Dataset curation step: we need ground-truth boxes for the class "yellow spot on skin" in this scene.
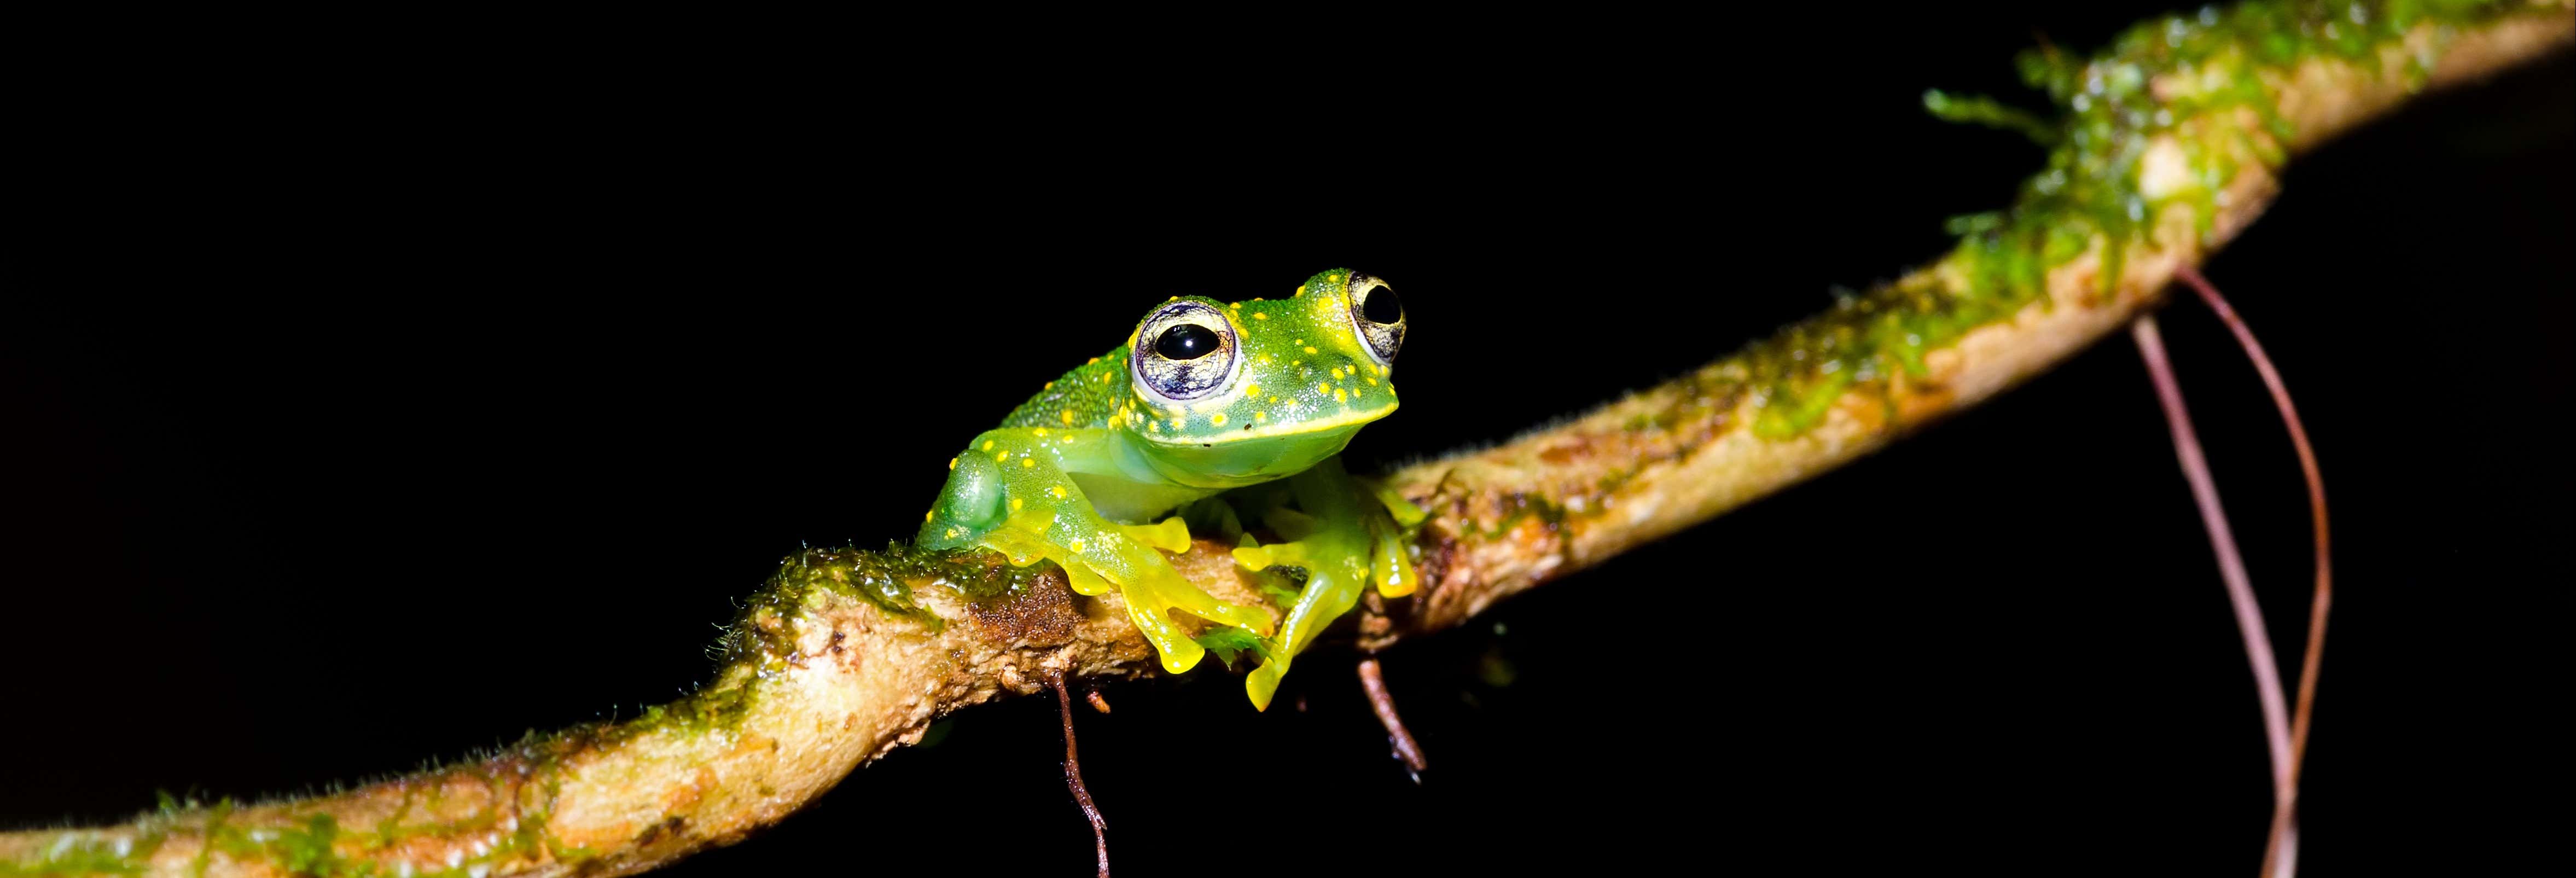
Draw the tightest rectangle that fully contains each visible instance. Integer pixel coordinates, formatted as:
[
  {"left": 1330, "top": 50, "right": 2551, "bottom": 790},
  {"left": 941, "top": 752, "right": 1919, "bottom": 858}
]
[
  {"left": 1086, "top": 357, "right": 1101, "bottom": 365},
  {"left": 1010, "top": 497, "right": 1025, "bottom": 511},
  {"left": 982, "top": 440, "right": 995, "bottom": 451},
  {"left": 1098, "top": 371, "right": 1111, "bottom": 383},
  {"left": 1149, "top": 420, "right": 1161, "bottom": 433},
  {"left": 1364, "top": 376, "right": 1377, "bottom": 386},
  {"left": 1295, "top": 285, "right": 1307, "bottom": 295},
  {"left": 1050, "top": 485, "right": 1068, "bottom": 499},
  {"left": 1229, "top": 301, "right": 1241, "bottom": 309},
  {"left": 1044, "top": 381, "right": 1054, "bottom": 391},
  {"left": 994, "top": 450, "right": 1009, "bottom": 462},
  {"left": 1020, "top": 457, "right": 1036, "bottom": 468},
  {"left": 1316, "top": 381, "right": 1332, "bottom": 395},
  {"left": 1069, "top": 539, "right": 1086, "bottom": 553},
  {"left": 1243, "top": 382, "right": 1260, "bottom": 398},
  {"left": 1329, "top": 367, "right": 1344, "bottom": 380},
  {"left": 1254, "top": 411, "right": 1269, "bottom": 422},
  {"left": 1336, "top": 389, "right": 1348, "bottom": 403},
  {"left": 944, "top": 528, "right": 958, "bottom": 539},
  {"left": 1303, "top": 346, "right": 1319, "bottom": 355},
  {"left": 946, "top": 457, "right": 957, "bottom": 470},
  {"left": 1061, "top": 410, "right": 1077, "bottom": 426},
  {"left": 926, "top": 510, "right": 933, "bottom": 522},
  {"left": 1270, "top": 394, "right": 1281, "bottom": 403},
  {"left": 1369, "top": 362, "right": 1382, "bottom": 376},
  {"left": 1211, "top": 413, "right": 1227, "bottom": 427},
  {"left": 1290, "top": 360, "right": 1301, "bottom": 368},
  {"left": 1253, "top": 312, "right": 1269, "bottom": 320},
  {"left": 1034, "top": 427, "right": 1049, "bottom": 437},
  {"left": 1168, "top": 295, "right": 1178, "bottom": 301}
]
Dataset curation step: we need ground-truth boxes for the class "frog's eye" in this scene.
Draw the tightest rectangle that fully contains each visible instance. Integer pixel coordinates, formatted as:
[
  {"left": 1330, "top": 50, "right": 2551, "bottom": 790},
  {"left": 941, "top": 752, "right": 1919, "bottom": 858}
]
[
  {"left": 1155, "top": 323, "right": 1220, "bottom": 360},
  {"left": 1345, "top": 274, "right": 1405, "bottom": 366},
  {"left": 1131, "top": 300, "right": 1241, "bottom": 405}
]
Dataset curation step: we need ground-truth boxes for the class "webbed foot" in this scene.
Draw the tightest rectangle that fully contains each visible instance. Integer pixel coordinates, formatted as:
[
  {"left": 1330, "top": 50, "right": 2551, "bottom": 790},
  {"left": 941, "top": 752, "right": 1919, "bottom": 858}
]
[
  {"left": 979, "top": 511, "right": 1272, "bottom": 673},
  {"left": 922, "top": 428, "right": 1271, "bottom": 673}
]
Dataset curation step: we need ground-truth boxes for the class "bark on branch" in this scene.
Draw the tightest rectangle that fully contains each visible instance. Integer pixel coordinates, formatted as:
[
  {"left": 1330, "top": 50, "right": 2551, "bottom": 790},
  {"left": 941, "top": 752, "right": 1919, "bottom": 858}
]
[{"left": 7, "top": 5, "right": 2569, "bottom": 876}]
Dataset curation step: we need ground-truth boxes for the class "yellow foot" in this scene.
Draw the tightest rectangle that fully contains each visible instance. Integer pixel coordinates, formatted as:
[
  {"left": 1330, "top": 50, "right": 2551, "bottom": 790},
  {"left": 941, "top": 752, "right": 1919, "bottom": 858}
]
[{"left": 979, "top": 512, "right": 1270, "bottom": 674}]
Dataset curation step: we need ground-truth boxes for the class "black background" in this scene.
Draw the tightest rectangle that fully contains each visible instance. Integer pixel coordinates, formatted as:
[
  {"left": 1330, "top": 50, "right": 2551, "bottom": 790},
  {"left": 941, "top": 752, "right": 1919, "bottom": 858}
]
[{"left": 5, "top": 6, "right": 2568, "bottom": 875}]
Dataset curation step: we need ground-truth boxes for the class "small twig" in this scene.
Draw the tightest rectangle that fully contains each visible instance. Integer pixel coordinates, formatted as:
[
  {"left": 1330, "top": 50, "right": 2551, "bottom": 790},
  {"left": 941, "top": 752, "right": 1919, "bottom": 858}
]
[
  {"left": 2130, "top": 316, "right": 2297, "bottom": 877},
  {"left": 1045, "top": 669, "right": 1110, "bottom": 878},
  {"left": 2176, "top": 265, "right": 2331, "bottom": 878},
  {"left": 1085, "top": 690, "right": 1113, "bottom": 714},
  {"left": 1356, "top": 657, "right": 1428, "bottom": 782}
]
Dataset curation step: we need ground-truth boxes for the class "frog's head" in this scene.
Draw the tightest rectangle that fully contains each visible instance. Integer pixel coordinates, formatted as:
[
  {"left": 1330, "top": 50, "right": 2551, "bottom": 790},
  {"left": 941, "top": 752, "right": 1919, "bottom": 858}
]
[{"left": 1119, "top": 269, "right": 1404, "bottom": 487}]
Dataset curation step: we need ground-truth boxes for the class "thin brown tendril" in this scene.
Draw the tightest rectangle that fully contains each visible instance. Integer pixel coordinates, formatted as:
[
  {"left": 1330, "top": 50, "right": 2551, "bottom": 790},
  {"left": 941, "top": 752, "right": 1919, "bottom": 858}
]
[
  {"left": 1357, "top": 656, "right": 1428, "bottom": 783},
  {"left": 1045, "top": 669, "right": 1110, "bottom": 878},
  {"left": 2175, "top": 265, "right": 2332, "bottom": 878},
  {"left": 2131, "top": 315, "right": 2297, "bottom": 878}
]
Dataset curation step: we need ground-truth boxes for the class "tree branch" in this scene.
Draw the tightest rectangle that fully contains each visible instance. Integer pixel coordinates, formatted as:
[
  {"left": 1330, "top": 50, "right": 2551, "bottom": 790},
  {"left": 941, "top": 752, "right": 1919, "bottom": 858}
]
[{"left": 7, "top": 5, "right": 2568, "bottom": 876}]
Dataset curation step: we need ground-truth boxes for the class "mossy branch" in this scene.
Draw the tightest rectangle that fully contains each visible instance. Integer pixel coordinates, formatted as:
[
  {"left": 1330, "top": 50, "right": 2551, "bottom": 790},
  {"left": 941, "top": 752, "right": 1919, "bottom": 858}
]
[{"left": 7, "top": 4, "right": 2569, "bottom": 876}]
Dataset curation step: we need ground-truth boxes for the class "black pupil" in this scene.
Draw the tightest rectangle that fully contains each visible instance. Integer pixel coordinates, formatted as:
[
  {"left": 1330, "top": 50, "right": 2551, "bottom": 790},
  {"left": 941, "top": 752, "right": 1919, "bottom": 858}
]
[
  {"left": 1156, "top": 323, "right": 1219, "bottom": 360},
  {"left": 1361, "top": 286, "right": 1403, "bottom": 324}
]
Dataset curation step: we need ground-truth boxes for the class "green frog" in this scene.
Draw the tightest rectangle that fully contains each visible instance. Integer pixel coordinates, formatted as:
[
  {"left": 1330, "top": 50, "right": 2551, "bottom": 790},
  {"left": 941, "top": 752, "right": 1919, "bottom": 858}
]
[{"left": 917, "top": 269, "right": 1421, "bottom": 708}]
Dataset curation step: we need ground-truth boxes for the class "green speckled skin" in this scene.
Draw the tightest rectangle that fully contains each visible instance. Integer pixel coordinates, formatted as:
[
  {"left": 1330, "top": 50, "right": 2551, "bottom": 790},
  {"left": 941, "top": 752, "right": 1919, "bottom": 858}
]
[{"left": 918, "top": 270, "right": 1416, "bottom": 701}]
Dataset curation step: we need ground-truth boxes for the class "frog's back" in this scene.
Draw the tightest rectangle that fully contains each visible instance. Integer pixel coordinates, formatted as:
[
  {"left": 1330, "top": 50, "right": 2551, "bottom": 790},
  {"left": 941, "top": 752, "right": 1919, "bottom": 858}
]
[{"left": 999, "top": 345, "right": 1135, "bottom": 431}]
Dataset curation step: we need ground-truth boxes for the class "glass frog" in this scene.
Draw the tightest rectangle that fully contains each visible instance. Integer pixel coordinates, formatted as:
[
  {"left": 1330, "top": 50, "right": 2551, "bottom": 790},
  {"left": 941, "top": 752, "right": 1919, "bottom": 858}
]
[{"left": 917, "top": 269, "right": 1422, "bottom": 708}]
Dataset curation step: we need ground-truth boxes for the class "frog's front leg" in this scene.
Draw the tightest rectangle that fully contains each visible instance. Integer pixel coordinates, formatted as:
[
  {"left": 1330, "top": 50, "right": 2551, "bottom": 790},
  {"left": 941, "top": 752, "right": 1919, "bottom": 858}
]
[
  {"left": 1229, "top": 457, "right": 1418, "bottom": 710},
  {"left": 918, "top": 427, "right": 1272, "bottom": 673}
]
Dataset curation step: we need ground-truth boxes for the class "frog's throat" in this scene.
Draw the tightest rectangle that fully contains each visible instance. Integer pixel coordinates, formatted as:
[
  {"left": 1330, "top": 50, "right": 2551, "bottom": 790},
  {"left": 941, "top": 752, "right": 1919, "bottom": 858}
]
[
  {"left": 1138, "top": 399, "right": 1395, "bottom": 447},
  {"left": 1130, "top": 422, "right": 1367, "bottom": 490}
]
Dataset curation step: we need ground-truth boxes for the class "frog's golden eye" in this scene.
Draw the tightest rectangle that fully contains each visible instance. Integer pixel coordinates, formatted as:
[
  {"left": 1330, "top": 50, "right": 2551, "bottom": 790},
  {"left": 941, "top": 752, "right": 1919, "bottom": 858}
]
[
  {"left": 1131, "top": 300, "right": 1241, "bottom": 405},
  {"left": 1346, "top": 274, "right": 1404, "bottom": 366}
]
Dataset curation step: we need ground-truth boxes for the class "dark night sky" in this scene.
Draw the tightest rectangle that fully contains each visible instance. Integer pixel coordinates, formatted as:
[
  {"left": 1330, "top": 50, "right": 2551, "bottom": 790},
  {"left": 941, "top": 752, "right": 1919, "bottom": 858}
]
[{"left": 5, "top": 7, "right": 2568, "bottom": 875}]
